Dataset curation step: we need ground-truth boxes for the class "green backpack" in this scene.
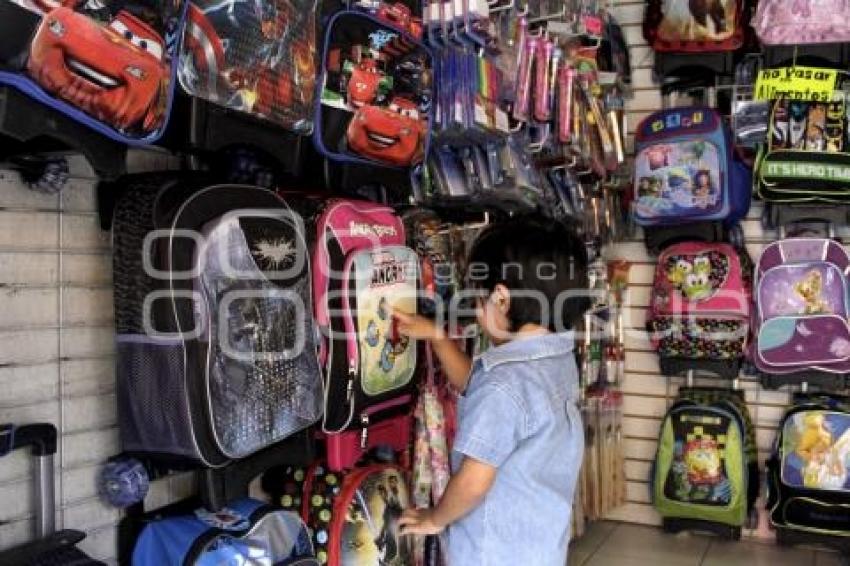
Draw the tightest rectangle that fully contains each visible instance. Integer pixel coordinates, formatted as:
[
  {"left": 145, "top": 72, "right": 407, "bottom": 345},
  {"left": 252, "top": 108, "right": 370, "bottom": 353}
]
[{"left": 653, "top": 397, "right": 749, "bottom": 535}]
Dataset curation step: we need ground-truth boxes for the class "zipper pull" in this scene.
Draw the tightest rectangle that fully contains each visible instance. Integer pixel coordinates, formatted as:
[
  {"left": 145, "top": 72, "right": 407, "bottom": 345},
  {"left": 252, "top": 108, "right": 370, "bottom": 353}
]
[{"left": 360, "top": 414, "right": 370, "bottom": 450}]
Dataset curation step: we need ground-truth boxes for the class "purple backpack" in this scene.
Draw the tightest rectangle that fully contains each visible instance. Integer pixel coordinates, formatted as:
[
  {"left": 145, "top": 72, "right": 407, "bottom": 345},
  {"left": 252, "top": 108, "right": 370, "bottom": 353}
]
[
  {"left": 753, "top": 0, "right": 850, "bottom": 45},
  {"left": 754, "top": 238, "right": 850, "bottom": 375}
]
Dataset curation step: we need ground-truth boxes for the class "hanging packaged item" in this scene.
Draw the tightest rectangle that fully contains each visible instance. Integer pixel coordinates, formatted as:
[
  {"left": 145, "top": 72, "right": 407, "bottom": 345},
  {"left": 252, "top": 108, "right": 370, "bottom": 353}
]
[
  {"left": 646, "top": 242, "right": 751, "bottom": 379},
  {"left": 1, "top": 0, "right": 185, "bottom": 143},
  {"left": 652, "top": 394, "right": 752, "bottom": 538},
  {"left": 315, "top": 11, "right": 432, "bottom": 168},
  {"left": 633, "top": 107, "right": 751, "bottom": 231},
  {"left": 267, "top": 462, "right": 413, "bottom": 566},
  {"left": 766, "top": 395, "right": 850, "bottom": 547},
  {"left": 755, "top": 98, "right": 850, "bottom": 204},
  {"left": 178, "top": 0, "right": 317, "bottom": 133},
  {"left": 313, "top": 199, "right": 419, "bottom": 439},
  {"left": 643, "top": 0, "right": 748, "bottom": 53},
  {"left": 753, "top": 0, "right": 850, "bottom": 46},
  {"left": 113, "top": 175, "right": 323, "bottom": 467},
  {"left": 132, "top": 498, "right": 319, "bottom": 565},
  {"left": 753, "top": 238, "right": 850, "bottom": 377}
]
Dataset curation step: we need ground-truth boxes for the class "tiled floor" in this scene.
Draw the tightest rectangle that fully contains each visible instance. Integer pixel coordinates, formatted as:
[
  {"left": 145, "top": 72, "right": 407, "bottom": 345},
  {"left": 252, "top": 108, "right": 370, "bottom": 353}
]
[{"left": 568, "top": 522, "right": 848, "bottom": 566}]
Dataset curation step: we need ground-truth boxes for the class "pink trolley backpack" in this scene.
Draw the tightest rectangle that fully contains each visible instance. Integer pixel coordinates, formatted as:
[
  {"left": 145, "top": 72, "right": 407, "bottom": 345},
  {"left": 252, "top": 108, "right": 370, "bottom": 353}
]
[
  {"left": 313, "top": 199, "right": 419, "bottom": 470},
  {"left": 754, "top": 238, "right": 850, "bottom": 389},
  {"left": 647, "top": 242, "right": 751, "bottom": 379},
  {"left": 753, "top": 0, "right": 850, "bottom": 47}
]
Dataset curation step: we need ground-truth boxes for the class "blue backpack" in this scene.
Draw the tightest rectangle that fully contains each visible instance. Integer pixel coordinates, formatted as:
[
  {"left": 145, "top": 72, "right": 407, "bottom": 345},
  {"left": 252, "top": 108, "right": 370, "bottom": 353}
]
[
  {"left": 132, "top": 498, "right": 319, "bottom": 566},
  {"left": 632, "top": 107, "right": 751, "bottom": 228}
]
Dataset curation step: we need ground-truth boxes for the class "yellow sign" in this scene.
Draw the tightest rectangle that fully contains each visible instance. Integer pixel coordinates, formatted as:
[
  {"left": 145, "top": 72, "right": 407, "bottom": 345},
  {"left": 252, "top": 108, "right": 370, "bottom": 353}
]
[{"left": 754, "top": 66, "right": 839, "bottom": 101}]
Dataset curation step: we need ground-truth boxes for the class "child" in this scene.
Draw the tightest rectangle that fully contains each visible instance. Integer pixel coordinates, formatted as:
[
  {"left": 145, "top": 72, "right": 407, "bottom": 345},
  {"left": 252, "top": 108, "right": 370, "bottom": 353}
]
[{"left": 396, "top": 219, "right": 589, "bottom": 566}]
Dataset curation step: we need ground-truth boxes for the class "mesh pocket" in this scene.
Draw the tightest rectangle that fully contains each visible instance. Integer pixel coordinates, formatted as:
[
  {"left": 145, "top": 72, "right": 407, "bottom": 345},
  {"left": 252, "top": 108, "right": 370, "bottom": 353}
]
[{"left": 117, "top": 336, "right": 198, "bottom": 460}]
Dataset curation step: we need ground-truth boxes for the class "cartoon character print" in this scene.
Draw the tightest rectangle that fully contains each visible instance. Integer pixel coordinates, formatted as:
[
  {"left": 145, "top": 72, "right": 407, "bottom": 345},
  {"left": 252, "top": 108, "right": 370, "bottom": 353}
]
[
  {"left": 805, "top": 103, "right": 826, "bottom": 151},
  {"left": 341, "top": 469, "right": 412, "bottom": 566},
  {"left": 657, "top": 0, "right": 736, "bottom": 42},
  {"left": 367, "top": 297, "right": 411, "bottom": 373},
  {"left": 784, "top": 411, "right": 850, "bottom": 490},
  {"left": 665, "top": 251, "right": 729, "bottom": 302},
  {"left": 635, "top": 140, "right": 720, "bottom": 218},
  {"left": 344, "top": 58, "right": 393, "bottom": 108},
  {"left": 666, "top": 422, "right": 732, "bottom": 505},
  {"left": 794, "top": 269, "right": 831, "bottom": 315},
  {"left": 346, "top": 96, "right": 425, "bottom": 166},
  {"left": 27, "top": 7, "right": 170, "bottom": 133}
]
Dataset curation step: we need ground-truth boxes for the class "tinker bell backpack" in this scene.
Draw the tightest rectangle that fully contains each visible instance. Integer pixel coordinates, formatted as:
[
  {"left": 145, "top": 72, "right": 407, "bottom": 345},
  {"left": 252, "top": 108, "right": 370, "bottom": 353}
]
[
  {"left": 632, "top": 107, "right": 751, "bottom": 251},
  {"left": 766, "top": 395, "right": 850, "bottom": 543},
  {"left": 646, "top": 242, "right": 751, "bottom": 379}
]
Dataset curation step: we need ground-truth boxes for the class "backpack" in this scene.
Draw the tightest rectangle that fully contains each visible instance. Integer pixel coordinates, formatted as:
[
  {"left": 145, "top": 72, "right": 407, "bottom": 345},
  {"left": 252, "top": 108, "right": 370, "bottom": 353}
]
[
  {"left": 643, "top": 0, "right": 747, "bottom": 53},
  {"left": 753, "top": 0, "right": 850, "bottom": 46},
  {"left": 755, "top": 98, "right": 850, "bottom": 204},
  {"left": 113, "top": 177, "right": 323, "bottom": 467},
  {"left": 132, "top": 498, "right": 318, "bottom": 565},
  {"left": 646, "top": 242, "right": 751, "bottom": 378},
  {"left": 1, "top": 1, "right": 184, "bottom": 143},
  {"left": 178, "top": 0, "right": 317, "bottom": 133},
  {"left": 652, "top": 397, "right": 750, "bottom": 536},
  {"left": 753, "top": 238, "right": 850, "bottom": 376},
  {"left": 313, "top": 199, "right": 420, "bottom": 436},
  {"left": 267, "top": 462, "right": 414, "bottom": 566},
  {"left": 766, "top": 397, "right": 850, "bottom": 542},
  {"left": 633, "top": 107, "right": 751, "bottom": 230}
]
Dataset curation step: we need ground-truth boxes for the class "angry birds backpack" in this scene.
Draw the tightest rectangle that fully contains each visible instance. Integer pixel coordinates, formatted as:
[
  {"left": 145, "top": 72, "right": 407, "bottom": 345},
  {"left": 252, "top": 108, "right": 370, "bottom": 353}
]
[{"left": 646, "top": 242, "right": 751, "bottom": 379}]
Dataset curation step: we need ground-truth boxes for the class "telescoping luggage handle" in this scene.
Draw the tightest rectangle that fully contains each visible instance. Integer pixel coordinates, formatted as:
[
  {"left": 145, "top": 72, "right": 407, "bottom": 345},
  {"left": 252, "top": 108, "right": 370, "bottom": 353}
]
[{"left": 0, "top": 423, "right": 58, "bottom": 539}]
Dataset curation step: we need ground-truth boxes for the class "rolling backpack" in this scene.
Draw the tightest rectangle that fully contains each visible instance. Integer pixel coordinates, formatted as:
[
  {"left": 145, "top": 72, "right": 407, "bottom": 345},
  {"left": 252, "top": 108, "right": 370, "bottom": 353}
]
[
  {"left": 633, "top": 107, "right": 751, "bottom": 251},
  {"left": 643, "top": 0, "right": 748, "bottom": 53},
  {"left": 0, "top": 0, "right": 184, "bottom": 143},
  {"left": 113, "top": 176, "right": 323, "bottom": 467},
  {"left": 266, "top": 462, "right": 414, "bottom": 566},
  {"left": 753, "top": 0, "right": 850, "bottom": 46},
  {"left": 646, "top": 242, "right": 751, "bottom": 379},
  {"left": 755, "top": 98, "right": 850, "bottom": 205},
  {"left": 132, "top": 498, "right": 319, "bottom": 565},
  {"left": 652, "top": 395, "right": 751, "bottom": 537},
  {"left": 312, "top": 199, "right": 420, "bottom": 468},
  {"left": 753, "top": 238, "right": 850, "bottom": 378},
  {"left": 766, "top": 395, "right": 850, "bottom": 549}
]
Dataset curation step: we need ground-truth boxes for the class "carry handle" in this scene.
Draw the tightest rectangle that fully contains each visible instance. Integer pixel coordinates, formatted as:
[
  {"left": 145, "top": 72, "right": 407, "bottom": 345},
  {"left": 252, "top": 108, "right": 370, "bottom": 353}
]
[
  {"left": 0, "top": 423, "right": 58, "bottom": 457},
  {"left": 0, "top": 423, "right": 58, "bottom": 539}
]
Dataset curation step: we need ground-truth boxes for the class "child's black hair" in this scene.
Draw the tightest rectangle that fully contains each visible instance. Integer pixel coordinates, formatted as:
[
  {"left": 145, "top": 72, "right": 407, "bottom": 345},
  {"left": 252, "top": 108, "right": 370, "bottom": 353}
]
[{"left": 467, "top": 219, "right": 590, "bottom": 332}]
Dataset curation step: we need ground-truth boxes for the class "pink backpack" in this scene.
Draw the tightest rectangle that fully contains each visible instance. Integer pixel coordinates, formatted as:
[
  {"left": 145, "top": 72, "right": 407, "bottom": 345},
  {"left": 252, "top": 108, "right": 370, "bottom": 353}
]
[
  {"left": 313, "top": 199, "right": 420, "bottom": 462},
  {"left": 753, "top": 0, "right": 850, "bottom": 45},
  {"left": 646, "top": 242, "right": 751, "bottom": 378}
]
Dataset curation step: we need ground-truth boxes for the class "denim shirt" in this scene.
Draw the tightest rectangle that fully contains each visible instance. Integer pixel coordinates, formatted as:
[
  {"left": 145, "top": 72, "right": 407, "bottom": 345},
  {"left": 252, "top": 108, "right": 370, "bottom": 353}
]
[{"left": 447, "top": 332, "right": 584, "bottom": 566}]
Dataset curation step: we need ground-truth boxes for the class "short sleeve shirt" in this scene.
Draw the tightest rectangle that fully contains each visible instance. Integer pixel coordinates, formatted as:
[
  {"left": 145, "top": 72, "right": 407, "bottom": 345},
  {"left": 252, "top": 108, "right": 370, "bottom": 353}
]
[{"left": 447, "top": 332, "right": 584, "bottom": 566}]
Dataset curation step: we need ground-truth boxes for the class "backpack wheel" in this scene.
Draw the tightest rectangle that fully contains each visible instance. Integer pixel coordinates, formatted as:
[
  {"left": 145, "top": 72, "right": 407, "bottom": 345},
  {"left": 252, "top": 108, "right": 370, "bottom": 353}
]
[
  {"left": 727, "top": 224, "right": 744, "bottom": 249},
  {"left": 730, "top": 526, "right": 742, "bottom": 541},
  {"left": 761, "top": 203, "right": 778, "bottom": 231},
  {"left": 97, "top": 456, "right": 149, "bottom": 509}
]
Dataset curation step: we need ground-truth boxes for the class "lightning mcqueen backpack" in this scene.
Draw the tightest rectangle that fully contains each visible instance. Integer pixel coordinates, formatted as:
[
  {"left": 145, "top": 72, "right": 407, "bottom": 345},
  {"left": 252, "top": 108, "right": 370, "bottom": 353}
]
[
  {"left": 313, "top": 200, "right": 419, "bottom": 440},
  {"left": 646, "top": 242, "right": 751, "bottom": 378}
]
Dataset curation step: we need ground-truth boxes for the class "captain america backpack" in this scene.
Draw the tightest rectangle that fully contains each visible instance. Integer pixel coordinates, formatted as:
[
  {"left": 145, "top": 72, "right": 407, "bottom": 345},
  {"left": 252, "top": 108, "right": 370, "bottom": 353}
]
[{"left": 0, "top": 0, "right": 185, "bottom": 143}]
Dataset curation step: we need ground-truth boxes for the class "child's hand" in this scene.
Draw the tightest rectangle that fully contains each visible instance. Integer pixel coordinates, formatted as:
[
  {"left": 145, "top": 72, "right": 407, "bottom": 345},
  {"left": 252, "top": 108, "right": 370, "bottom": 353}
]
[
  {"left": 398, "top": 507, "right": 444, "bottom": 535},
  {"left": 392, "top": 309, "right": 444, "bottom": 342}
]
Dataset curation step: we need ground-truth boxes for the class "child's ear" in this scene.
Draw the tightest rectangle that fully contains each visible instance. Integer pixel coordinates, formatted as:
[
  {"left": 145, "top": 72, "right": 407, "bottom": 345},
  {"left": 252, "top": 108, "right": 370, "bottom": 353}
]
[{"left": 493, "top": 283, "right": 511, "bottom": 313}]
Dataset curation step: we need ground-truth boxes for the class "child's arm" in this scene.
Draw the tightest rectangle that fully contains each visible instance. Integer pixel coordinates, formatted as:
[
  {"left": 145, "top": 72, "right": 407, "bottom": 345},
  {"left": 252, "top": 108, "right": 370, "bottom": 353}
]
[
  {"left": 393, "top": 310, "right": 472, "bottom": 391},
  {"left": 398, "top": 457, "right": 497, "bottom": 535}
]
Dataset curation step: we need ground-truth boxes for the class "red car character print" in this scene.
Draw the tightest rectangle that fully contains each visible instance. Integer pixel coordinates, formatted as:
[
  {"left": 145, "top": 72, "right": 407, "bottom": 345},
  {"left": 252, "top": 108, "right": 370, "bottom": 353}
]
[
  {"left": 346, "top": 97, "right": 424, "bottom": 166},
  {"left": 377, "top": 2, "right": 423, "bottom": 39},
  {"left": 27, "top": 7, "right": 170, "bottom": 133},
  {"left": 344, "top": 58, "right": 392, "bottom": 108}
]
